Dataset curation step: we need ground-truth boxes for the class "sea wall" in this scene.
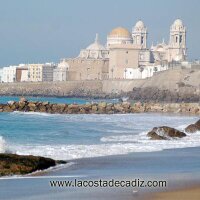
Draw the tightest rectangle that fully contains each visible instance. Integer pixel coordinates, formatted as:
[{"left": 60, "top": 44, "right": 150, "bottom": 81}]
[
  {"left": 1, "top": 99, "right": 200, "bottom": 115},
  {"left": 0, "top": 68, "right": 199, "bottom": 102},
  {"left": 0, "top": 81, "right": 104, "bottom": 97}
]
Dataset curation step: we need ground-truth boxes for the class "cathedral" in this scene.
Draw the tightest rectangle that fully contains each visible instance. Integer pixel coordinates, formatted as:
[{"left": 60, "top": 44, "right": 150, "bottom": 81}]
[{"left": 54, "top": 19, "right": 187, "bottom": 81}]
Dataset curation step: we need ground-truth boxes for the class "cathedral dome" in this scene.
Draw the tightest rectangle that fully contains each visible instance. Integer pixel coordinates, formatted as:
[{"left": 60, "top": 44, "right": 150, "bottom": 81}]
[
  {"left": 173, "top": 19, "right": 183, "bottom": 26},
  {"left": 135, "top": 20, "right": 145, "bottom": 28},
  {"left": 86, "top": 43, "right": 106, "bottom": 51},
  {"left": 171, "top": 19, "right": 185, "bottom": 30},
  {"left": 109, "top": 27, "right": 132, "bottom": 38},
  {"left": 86, "top": 34, "right": 106, "bottom": 51}
]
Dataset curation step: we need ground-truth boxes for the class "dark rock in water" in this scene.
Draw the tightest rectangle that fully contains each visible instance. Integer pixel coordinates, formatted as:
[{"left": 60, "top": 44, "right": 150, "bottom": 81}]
[
  {"left": 196, "top": 119, "right": 200, "bottom": 127},
  {"left": 147, "top": 131, "right": 167, "bottom": 140},
  {"left": 147, "top": 126, "right": 186, "bottom": 140},
  {"left": 0, "top": 154, "right": 66, "bottom": 176},
  {"left": 185, "top": 119, "right": 200, "bottom": 133}
]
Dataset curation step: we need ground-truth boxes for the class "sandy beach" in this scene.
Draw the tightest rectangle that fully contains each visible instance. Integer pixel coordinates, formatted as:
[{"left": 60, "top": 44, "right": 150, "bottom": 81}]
[{"left": 147, "top": 186, "right": 200, "bottom": 200}]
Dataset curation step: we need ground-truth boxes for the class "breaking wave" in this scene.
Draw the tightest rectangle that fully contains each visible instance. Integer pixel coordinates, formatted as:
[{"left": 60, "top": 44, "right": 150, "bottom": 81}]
[
  {"left": 8, "top": 130, "right": 200, "bottom": 160},
  {"left": 0, "top": 136, "right": 6, "bottom": 153}
]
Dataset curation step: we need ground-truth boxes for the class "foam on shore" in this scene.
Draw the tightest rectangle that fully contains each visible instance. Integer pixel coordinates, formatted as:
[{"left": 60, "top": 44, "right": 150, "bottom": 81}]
[{"left": 8, "top": 130, "right": 200, "bottom": 160}]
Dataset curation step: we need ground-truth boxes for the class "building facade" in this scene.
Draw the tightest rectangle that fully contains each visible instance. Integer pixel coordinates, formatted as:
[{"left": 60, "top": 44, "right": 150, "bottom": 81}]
[
  {"left": 28, "top": 63, "right": 56, "bottom": 82},
  {"left": 56, "top": 35, "right": 109, "bottom": 81},
  {"left": 28, "top": 64, "right": 43, "bottom": 82},
  {"left": 1, "top": 66, "right": 17, "bottom": 83},
  {"left": 151, "top": 19, "right": 186, "bottom": 63},
  {"left": 42, "top": 63, "right": 56, "bottom": 82},
  {"left": 16, "top": 68, "right": 28, "bottom": 82},
  {"left": 53, "top": 61, "right": 69, "bottom": 81}
]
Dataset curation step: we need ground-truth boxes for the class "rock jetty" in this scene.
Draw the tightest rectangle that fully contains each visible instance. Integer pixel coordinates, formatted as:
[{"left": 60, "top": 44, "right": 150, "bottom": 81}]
[
  {"left": 0, "top": 153, "right": 66, "bottom": 176},
  {"left": 0, "top": 98, "right": 199, "bottom": 115}
]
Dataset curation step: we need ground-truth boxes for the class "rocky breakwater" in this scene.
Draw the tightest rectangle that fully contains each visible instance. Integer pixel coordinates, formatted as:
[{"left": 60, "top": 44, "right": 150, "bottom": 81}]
[
  {"left": 0, "top": 98, "right": 199, "bottom": 114},
  {"left": 0, "top": 154, "right": 66, "bottom": 176}
]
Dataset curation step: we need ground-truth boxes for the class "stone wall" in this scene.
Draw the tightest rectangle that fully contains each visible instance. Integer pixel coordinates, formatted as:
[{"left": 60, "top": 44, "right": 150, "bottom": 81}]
[
  {"left": 0, "top": 68, "right": 199, "bottom": 102},
  {"left": 0, "top": 81, "right": 104, "bottom": 97}
]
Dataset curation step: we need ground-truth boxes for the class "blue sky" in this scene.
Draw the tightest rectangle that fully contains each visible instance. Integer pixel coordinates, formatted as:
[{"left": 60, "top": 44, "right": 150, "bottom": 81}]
[{"left": 0, "top": 0, "right": 199, "bottom": 66}]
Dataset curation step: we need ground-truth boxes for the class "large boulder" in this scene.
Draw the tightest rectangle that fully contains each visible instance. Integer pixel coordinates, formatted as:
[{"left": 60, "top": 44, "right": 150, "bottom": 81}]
[
  {"left": 185, "top": 119, "right": 200, "bottom": 133},
  {"left": 147, "top": 126, "right": 186, "bottom": 140},
  {"left": 19, "top": 97, "right": 27, "bottom": 103},
  {"left": 0, "top": 153, "right": 66, "bottom": 176},
  {"left": 28, "top": 102, "right": 37, "bottom": 111},
  {"left": 67, "top": 104, "right": 80, "bottom": 113}
]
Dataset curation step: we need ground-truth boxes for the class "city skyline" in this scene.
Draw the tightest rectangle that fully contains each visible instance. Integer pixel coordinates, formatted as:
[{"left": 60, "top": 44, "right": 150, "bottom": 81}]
[{"left": 0, "top": 0, "right": 199, "bottom": 66}]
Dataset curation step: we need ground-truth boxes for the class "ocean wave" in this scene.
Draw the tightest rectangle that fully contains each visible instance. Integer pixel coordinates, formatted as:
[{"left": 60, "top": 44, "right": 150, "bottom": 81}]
[
  {"left": 101, "top": 132, "right": 147, "bottom": 142},
  {"left": 8, "top": 131, "right": 200, "bottom": 160},
  {"left": 12, "top": 111, "right": 55, "bottom": 117},
  {"left": 0, "top": 136, "right": 6, "bottom": 153},
  {"left": 11, "top": 143, "right": 160, "bottom": 160}
]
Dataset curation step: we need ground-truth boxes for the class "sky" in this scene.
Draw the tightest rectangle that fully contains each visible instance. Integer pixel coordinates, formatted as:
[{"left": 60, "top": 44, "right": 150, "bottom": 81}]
[{"left": 0, "top": 0, "right": 199, "bottom": 67}]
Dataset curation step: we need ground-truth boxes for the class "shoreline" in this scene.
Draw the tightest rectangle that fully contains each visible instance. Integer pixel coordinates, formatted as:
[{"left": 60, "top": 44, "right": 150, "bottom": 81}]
[{"left": 1, "top": 147, "right": 200, "bottom": 199}]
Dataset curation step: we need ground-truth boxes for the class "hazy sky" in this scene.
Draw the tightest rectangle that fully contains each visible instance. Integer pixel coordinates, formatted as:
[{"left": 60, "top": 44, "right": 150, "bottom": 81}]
[{"left": 0, "top": 0, "right": 199, "bottom": 66}]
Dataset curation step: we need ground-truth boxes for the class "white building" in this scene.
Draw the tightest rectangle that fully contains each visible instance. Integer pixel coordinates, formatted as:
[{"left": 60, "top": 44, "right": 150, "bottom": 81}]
[
  {"left": 124, "top": 63, "right": 168, "bottom": 79},
  {"left": 1, "top": 66, "right": 17, "bottom": 83},
  {"left": 0, "top": 68, "right": 3, "bottom": 82},
  {"left": 53, "top": 61, "right": 69, "bottom": 81}
]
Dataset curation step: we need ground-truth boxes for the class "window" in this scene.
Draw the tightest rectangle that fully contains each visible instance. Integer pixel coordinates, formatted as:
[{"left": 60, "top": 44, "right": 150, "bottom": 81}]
[
  {"left": 180, "top": 35, "right": 182, "bottom": 43},
  {"left": 176, "top": 36, "right": 178, "bottom": 43},
  {"left": 141, "top": 36, "right": 144, "bottom": 44}
]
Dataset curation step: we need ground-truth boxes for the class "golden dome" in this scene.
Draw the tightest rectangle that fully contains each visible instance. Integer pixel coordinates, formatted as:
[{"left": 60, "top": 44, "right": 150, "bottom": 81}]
[{"left": 108, "top": 27, "right": 131, "bottom": 38}]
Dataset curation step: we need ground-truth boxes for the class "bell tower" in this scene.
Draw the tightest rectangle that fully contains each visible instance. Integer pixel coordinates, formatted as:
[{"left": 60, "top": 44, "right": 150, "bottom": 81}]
[
  {"left": 169, "top": 19, "right": 186, "bottom": 61},
  {"left": 170, "top": 19, "right": 186, "bottom": 49},
  {"left": 132, "top": 20, "right": 147, "bottom": 49}
]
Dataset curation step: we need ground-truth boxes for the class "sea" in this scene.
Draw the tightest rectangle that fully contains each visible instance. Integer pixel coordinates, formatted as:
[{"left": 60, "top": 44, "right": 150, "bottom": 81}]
[{"left": 0, "top": 96, "right": 200, "bottom": 200}]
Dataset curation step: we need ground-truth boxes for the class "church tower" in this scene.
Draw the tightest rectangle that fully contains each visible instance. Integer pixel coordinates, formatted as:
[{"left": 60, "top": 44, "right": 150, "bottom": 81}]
[
  {"left": 132, "top": 20, "right": 147, "bottom": 49},
  {"left": 169, "top": 19, "right": 186, "bottom": 61}
]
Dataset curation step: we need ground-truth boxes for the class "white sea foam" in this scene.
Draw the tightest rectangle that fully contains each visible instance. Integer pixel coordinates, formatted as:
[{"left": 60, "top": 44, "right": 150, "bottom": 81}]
[
  {"left": 0, "top": 136, "right": 6, "bottom": 153},
  {"left": 13, "top": 111, "right": 54, "bottom": 117},
  {"left": 8, "top": 131, "right": 200, "bottom": 160},
  {"left": 12, "top": 143, "right": 159, "bottom": 160}
]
